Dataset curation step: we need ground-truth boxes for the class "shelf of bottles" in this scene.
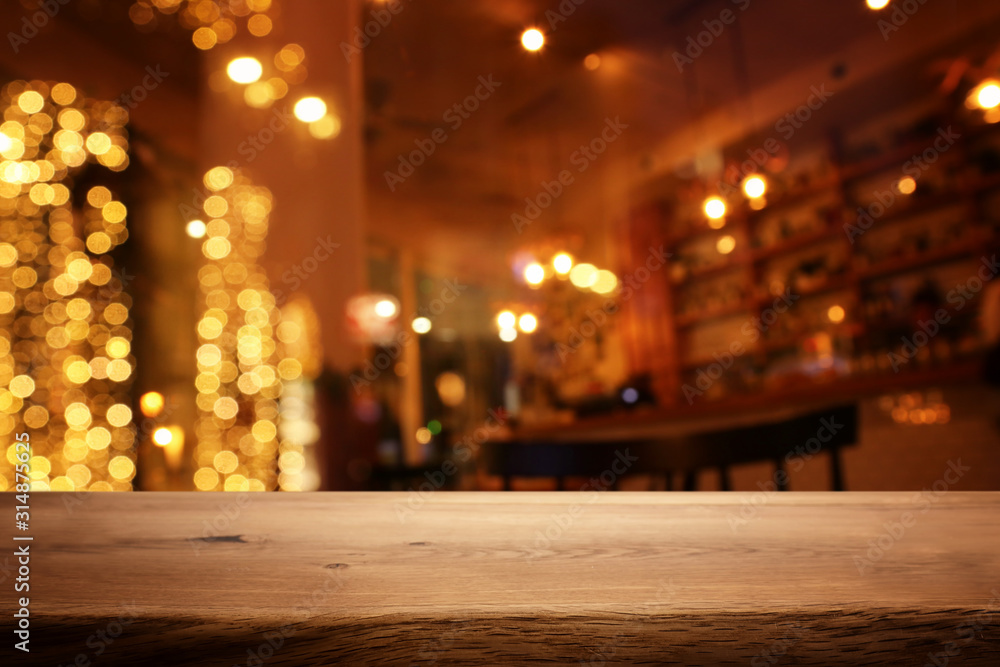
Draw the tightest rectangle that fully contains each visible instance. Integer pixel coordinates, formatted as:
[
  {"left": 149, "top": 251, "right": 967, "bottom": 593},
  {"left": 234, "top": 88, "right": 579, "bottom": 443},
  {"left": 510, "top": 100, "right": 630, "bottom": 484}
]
[{"left": 663, "top": 95, "right": 1000, "bottom": 403}]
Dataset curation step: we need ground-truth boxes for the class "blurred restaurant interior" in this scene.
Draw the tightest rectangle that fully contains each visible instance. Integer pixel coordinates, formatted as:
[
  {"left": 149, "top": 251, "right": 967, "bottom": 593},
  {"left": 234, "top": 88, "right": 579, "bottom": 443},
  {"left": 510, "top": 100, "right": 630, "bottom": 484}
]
[{"left": 1, "top": 0, "right": 999, "bottom": 494}]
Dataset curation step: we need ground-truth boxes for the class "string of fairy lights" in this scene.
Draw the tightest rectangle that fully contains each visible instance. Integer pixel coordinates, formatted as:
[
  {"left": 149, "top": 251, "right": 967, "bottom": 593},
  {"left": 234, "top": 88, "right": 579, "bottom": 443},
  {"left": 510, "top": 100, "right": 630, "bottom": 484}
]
[
  {"left": 0, "top": 81, "right": 136, "bottom": 492},
  {"left": 190, "top": 167, "right": 322, "bottom": 491}
]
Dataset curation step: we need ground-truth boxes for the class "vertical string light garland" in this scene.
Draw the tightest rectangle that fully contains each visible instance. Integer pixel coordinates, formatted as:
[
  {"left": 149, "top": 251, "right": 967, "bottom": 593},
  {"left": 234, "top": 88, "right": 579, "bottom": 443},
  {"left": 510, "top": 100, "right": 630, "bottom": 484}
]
[
  {"left": 193, "top": 166, "right": 295, "bottom": 492},
  {"left": 275, "top": 296, "right": 322, "bottom": 491},
  {"left": 0, "top": 81, "right": 135, "bottom": 492}
]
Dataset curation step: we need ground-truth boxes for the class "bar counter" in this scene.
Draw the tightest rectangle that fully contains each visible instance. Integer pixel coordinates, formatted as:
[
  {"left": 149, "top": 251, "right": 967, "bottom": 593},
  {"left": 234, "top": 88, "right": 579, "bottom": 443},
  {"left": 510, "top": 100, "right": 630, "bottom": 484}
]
[{"left": 13, "top": 492, "right": 1000, "bottom": 665}]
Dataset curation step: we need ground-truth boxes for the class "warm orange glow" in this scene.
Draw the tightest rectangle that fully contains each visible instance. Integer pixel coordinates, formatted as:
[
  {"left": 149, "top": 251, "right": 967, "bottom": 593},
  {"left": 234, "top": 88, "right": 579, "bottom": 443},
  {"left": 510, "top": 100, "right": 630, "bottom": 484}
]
[
  {"left": 704, "top": 197, "right": 726, "bottom": 219},
  {"left": 139, "top": 391, "right": 165, "bottom": 418},
  {"left": 294, "top": 97, "right": 327, "bottom": 122},
  {"left": 974, "top": 81, "right": 1000, "bottom": 110},
  {"left": 521, "top": 29, "right": 544, "bottom": 51},
  {"left": 742, "top": 176, "right": 766, "bottom": 198},
  {"left": 553, "top": 253, "right": 573, "bottom": 274},
  {"left": 524, "top": 262, "right": 545, "bottom": 285},
  {"left": 227, "top": 57, "right": 263, "bottom": 84}
]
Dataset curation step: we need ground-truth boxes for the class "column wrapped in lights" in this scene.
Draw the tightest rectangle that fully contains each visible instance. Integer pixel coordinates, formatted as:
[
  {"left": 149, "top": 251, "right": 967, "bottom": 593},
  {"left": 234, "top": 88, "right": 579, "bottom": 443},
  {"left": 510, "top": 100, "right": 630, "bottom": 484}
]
[
  {"left": 276, "top": 296, "right": 322, "bottom": 491},
  {"left": 192, "top": 166, "right": 297, "bottom": 492},
  {"left": 0, "top": 80, "right": 135, "bottom": 492}
]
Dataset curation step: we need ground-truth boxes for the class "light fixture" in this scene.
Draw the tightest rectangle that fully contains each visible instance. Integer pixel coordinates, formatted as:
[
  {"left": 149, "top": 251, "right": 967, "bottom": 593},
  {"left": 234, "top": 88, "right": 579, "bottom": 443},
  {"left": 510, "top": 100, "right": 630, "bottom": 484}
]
[
  {"left": 499, "top": 327, "right": 518, "bottom": 342},
  {"left": 497, "top": 310, "right": 516, "bottom": 329},
  {"left": 704, "top": 196, "right": 726, "bottom": 220},
  {"left": 226, "top": 57, "right": 263, "bottom": 84},
  {"left": 518, "top": 313, "right": 538, "bottom": 333},
  {"left": 412, "top": 317, "right": 432, "bottom": 334},
  {"left": 186, "top": 219, "right": 207, "bottom": 238},
  {"left": 521, "top": 29, "right": 544, "bottom": 51},
  {"left": 294, "top": 96, "right": 327, "bottom": 122},
  {"left": 716, "top": 235, "right": 736, "bottom": 255},
  {"left": 552, "top": 252, "right": 573, "bottom": 274},
  {"left": 524, "top": 262, "right": 545, "bottom": 285},
  {"left": 374, "top": 299, "right": 397, "bottom": 318},
  {"left": 742, "top": 175, "right": 767, "bottom": 199},
  {"left": 139, "top": 391, "right": 165, "bottom": 418},
  {"left": 866, "top": 0, "right": 890, "bottom": 9}
]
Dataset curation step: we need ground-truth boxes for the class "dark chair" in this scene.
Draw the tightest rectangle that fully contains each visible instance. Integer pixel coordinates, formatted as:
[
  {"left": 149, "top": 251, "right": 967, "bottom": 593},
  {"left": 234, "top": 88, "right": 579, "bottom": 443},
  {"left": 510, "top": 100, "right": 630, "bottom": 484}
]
[{"left": 478, "top": 404, "right": 858, "bottom": 491}]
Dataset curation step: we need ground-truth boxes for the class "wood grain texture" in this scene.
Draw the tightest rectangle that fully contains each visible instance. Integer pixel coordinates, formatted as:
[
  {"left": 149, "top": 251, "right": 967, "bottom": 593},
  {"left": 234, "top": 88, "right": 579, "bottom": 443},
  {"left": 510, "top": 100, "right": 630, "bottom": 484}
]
[{"left": 7, "top": 492, "right": 1000, "bottom": 665}]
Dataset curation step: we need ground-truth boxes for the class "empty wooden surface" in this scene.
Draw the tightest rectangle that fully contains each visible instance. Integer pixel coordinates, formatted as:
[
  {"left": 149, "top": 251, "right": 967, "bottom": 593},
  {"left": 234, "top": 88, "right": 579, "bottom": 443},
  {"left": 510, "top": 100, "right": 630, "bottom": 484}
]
[{"left": 7, "top": 492, "right": 1000, "bottom": 665}]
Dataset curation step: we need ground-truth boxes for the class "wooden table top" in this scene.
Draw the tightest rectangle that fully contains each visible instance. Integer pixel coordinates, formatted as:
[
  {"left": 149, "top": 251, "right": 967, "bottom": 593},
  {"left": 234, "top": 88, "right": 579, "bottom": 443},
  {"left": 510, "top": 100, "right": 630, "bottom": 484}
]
[{"left": 11, "top": 492, "right": 1000, "bottom": 665}]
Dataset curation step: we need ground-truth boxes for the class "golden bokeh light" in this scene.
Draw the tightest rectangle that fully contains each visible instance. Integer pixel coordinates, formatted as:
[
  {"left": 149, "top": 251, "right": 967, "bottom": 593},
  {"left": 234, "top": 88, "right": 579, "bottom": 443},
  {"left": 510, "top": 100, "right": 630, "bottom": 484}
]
[
  {"left": 412, "top": 316, "right": 432, "bottom": 334},
  {"left": 139, "top": 391, "right": 165, "bottom": 418},
  {"left": 524, "top": 262, "right": 545, "bottom": 285},
  {"left": 704, "top": 196, "right": 726, "bottom": 219},
  {"left": 521, "top": 28, "right": 544, "bottom": 51},
  {"left": 716, "top": 235, "right": 737, "bottom": 255},
  {"left": 742, "top": 175, "right": 767, "bottom": 198},
  {"left": 227, "top": 57, "right": 264, "bottom": 84},
  {"left": 569, "top": 263, "right": 598, "bottom": 289},
  {"left": 552, "top": 253, "right": 573, "bottom": 274},
  {"left": 293, "top": 96, "right": 327, "bottom": 123}
]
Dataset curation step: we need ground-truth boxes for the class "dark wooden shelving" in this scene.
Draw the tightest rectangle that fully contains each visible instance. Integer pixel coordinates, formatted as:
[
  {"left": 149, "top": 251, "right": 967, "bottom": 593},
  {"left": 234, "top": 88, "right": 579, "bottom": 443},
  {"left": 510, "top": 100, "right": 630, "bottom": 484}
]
[
  {"left": 671, "top": 255, "right": 748, "bottom": 284},
  {"left": 855, "top": 237, "right": 984, "bottom": 281},
  {"left": 631, "top": 107, "right": 995, "bottom": 411},
  {"left": 745, "top": 177, "right": 840, "bottom": 219},
  {"left": 675, "top": 300, "right": 752, "bottom": 329},
  {"left": 751, "top": 225, "right": 842, "bottom": 263}
]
